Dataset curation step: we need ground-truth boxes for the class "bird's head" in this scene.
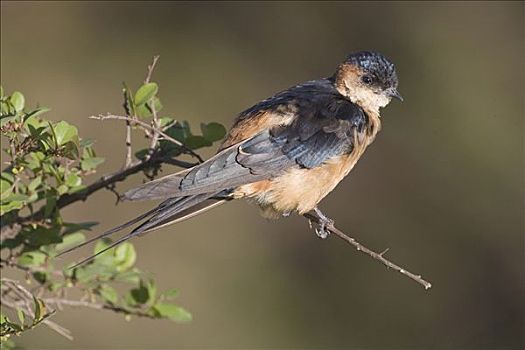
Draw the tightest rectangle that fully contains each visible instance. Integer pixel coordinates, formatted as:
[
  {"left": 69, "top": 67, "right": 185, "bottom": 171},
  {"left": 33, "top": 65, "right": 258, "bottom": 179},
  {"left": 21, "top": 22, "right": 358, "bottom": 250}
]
[{"left": 333, "top": 51, "right": 402, "bottom": 112}]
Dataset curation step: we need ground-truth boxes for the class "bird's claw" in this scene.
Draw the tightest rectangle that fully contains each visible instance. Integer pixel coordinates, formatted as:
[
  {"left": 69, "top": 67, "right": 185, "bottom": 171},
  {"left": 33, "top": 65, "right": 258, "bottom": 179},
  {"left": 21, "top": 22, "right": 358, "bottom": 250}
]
[
  {"left": 314, "top": 218, "right": 333, "bottom": 239},
  {"left": 310, "top": 207, "right": 334, "bottom": 239}
]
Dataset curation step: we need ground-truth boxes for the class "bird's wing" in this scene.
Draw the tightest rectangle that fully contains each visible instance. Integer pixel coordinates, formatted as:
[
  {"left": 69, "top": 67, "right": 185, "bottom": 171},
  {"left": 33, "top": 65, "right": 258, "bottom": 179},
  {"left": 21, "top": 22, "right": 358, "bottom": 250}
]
[{"left": 123, "top": 93, "right": 367, "bottom": 201}]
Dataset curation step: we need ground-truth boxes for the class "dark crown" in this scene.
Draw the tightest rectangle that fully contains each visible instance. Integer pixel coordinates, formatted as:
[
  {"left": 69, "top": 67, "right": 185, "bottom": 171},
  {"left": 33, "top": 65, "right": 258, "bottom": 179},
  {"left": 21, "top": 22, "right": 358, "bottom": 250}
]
[{"left": 345, "top": 51, "right": 398, "bottom": 88}]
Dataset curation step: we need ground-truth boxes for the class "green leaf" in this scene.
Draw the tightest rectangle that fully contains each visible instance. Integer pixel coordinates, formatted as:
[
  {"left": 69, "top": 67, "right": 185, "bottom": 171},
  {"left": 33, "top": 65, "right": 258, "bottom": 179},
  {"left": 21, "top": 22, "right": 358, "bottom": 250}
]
[
  {"left": 184, "top": 135, "right": 212, "bottom": 149},
  {"left": 44, "top": 196, "right": 56, "bottom": 217},
  {"left": 145, "top": 280, "right": 157, "bottom": 306},
  {"left": 201, "top": 122, "right": 226, "bottom": 142},
  {"left": 149, "top": 97, "right": 163, "bottom": 113},
  {"left": 28, "top": 177, "right": 42, "bottom": 192},
  {"left": 32, "top": 271, "right": 48, "bottom": 284},
  {"left": 24, "top": 107, "right": 50, "bottom": 120},
  {"left": 152, "top": 303, "right": 192, "bottom": 322},
  {"left": 98, "top": 285, "right": 118, "bottom": 304},
  {"left": 27, "top": 226, "right": 62, "bottom": 247},
  {"left": 93, "top": 238, "right": 115, "bottom": 265},
  {"left": 1, "top": 193, "right": 28, "bottom": 204},
  {"left": 10, "top": 91, "right": 25, "bottom": 112},
  {"left": 0, "top": 177, "right": 12, "bottom": 198},
  {"left": 57, "top": 184, "right": 69, "bottom": 195},
  {"left": 129, "top": 282, "right": 150, "bottom": 305},
  {"left": 81, "top": 157, "right": 104, "bottom": 171},
  {"left": 135, "top": 103, "right": 152, "bottom": 118},
  {"left": 0, "top": 201, "right": 24, "bottom": 215},
  {"left": 113, "top": 269, "right": 141, "bottom": 284},
  {"left": 16, "top": 309, "right": 25, "bottom": 325},
  {"left": 134, "top": 82, "right": 158, "bottom": 106},
  {"left": 55, "top": 232, "right": 85, "bottom": 252},
  {"left": 53, "top": 121, "right": 79, "bottom": 146},
  {"left": 18, "top": 251, "right": 47, "bottom": 267},
  {"left": 65, "top": 173, "right": 81, "bottom": 187},
  {"left": 74, "top": 263, "right": 114, "bottom": 283},
  {"left": 33, "top": 296, "right": 46, "bottom": 322},
  {"left": 114, "top": 243, "right": 136, "bottom": 271},
  {"left": 159, "top": 117, "right": 174, "bottom": 128}
]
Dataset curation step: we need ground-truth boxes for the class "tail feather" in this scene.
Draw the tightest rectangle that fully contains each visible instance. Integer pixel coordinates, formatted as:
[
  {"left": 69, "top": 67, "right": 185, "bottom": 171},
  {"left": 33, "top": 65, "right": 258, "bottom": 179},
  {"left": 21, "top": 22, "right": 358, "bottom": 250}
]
[
  {"left": 66, "top": 192, "right": 229, "bottom": 268},
  {"left": 55, "top": 197, "right": 179, "bottom": 257}
]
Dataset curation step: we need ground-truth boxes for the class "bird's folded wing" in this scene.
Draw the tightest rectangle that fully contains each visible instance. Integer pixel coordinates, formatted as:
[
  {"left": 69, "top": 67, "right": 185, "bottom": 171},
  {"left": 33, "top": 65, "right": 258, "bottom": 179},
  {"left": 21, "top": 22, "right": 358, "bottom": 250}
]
[{"left": 123, "top": 96, "right": 367, "bottom": 201}]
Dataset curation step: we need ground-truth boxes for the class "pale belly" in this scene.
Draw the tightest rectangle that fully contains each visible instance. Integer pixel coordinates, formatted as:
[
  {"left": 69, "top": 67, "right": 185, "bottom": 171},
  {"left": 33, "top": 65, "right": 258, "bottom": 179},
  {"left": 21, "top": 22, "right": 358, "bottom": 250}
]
[{"left": 233, "top": 150, "right": 366, "bottom": 218}]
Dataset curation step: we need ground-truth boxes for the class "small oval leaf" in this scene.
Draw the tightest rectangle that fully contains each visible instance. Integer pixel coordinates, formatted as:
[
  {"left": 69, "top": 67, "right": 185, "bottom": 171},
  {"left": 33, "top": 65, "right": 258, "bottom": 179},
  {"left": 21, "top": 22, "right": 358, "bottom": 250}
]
[
  {"left": 134, "top": 83, "right": 158, "bottom": 106},
  {"left": 10, "top": 91, "right": 25, "bottom": 112}
]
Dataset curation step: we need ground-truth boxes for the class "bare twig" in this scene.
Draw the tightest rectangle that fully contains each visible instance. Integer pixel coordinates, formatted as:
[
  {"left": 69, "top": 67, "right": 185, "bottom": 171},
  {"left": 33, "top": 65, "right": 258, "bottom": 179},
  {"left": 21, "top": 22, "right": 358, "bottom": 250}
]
[
  {"left": 41, "top": 298, "right": 156, "bottom": 319},
  {"left": 122, "top": 88, "right": 133, "bottom": 169},
  {"left": 303, "top": 213, "right": 432, "bottom": 290},
  {"left": 143, "top": 55, "right": 161, "bottom": 159},
  {"left": 120, "top": 55, "right": 159, "bottom": 169},
  {"left": 1, "top": 279, "right": 73, "bottom": 340},
  {"left": 90, "top": 114, "right": 204, "bottom": 163},
  {"left": 144, "top": 55, "right": 160, "bottom": 84}
]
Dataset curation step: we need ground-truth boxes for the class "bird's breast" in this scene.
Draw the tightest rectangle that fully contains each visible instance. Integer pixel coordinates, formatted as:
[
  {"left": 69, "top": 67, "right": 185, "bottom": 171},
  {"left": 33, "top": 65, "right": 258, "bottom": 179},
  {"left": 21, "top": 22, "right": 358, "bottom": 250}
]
[{"left": 234, "top": 130, "right": 371, "bottom": 217}]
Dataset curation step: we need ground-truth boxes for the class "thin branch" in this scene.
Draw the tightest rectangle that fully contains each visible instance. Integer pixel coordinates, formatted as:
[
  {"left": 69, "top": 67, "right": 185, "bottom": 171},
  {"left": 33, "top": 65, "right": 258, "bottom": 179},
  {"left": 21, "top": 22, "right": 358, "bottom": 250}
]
[
  {"left": 147, "top": 91, "right": 161, "bottom": 160},
  {"left": 303, "top": 213, "right": 432, "bottom": 290},
  {"left": 41, "top": 298, "right": 156, "bottom": 319},
  {"left": 3, "top": 152, "right": 196, "bottom": 228},
  {"left": 144, "top": 55, "right": 160, "bottom": 84},
  {"left": 1, "top": 279, "right": 73, "bottom": 340},
  {"left": 143, "top": 55, "right": 161, "bottom": 159},
  {"left": 90, "top": 114, "right": 204, "bottom": 163},
  {"left": 122, "top": 88, "right": 133, "bottom": 168}
]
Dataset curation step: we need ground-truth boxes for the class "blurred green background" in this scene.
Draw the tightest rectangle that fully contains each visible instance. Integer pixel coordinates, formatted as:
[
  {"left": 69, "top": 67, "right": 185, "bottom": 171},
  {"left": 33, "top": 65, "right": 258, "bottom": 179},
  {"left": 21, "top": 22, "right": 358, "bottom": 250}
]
[{"left": 1, "top": 1, "right": 524, "bottom": 349}]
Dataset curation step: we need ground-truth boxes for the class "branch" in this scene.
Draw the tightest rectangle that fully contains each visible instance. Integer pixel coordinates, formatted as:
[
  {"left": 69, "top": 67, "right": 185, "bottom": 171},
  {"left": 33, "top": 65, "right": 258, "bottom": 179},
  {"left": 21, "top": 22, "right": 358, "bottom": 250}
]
[
  {"left": 144, "top": 55, "right": 160, "bottom": 84},
  {"left": 1, "top": 278, "right": 73, "bottom": 340},
  {"left": 41, "top": 298, "right": 156, "bottom": 319},
  {"left": 122, "top": 87, "right": 133, "bottom": 168},
  {"left": 303, "top": 213, "right": 432, "bottom": 290},
  {"left": 2, "top": 151, "right": 196, "bottom": 229},
  {"left": 90, "top": 114, "right": 204, "bottom": 163}
]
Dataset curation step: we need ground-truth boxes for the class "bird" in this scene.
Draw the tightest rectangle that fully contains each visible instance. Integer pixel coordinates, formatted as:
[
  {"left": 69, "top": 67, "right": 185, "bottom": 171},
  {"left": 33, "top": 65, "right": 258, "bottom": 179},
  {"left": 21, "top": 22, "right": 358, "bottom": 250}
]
[{"left": 60, "top": 51, "right": 402, "bottom": 267}]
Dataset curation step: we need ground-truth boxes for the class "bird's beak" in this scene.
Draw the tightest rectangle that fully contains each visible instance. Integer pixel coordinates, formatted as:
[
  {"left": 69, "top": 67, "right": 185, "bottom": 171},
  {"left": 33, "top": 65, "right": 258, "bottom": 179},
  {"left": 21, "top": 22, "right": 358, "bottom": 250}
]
[{"left": 387, "top": 88, "right": 403, "bottom": 102}]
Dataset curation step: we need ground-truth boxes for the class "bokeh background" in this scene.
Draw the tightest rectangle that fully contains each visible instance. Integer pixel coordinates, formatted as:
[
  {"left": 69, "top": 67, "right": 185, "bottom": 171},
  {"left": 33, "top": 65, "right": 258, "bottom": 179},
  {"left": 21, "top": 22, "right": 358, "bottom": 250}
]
[{"left": 1, "top": 1, "right": 524, "bottom": 349}]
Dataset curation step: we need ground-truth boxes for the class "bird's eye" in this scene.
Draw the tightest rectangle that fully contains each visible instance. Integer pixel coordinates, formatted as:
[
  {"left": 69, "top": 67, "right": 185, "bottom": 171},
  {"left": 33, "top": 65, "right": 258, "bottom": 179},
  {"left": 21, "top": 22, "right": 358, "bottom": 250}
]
[{"left": 361, "top": 75, "right": 373, "bottom": 85}]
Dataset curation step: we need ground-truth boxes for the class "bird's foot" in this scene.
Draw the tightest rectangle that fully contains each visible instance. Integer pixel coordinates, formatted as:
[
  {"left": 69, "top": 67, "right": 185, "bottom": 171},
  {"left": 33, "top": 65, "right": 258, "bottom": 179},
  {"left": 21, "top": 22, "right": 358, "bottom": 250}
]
[{"left": 309, "top": 207, "right": 334, "bottom": 239}]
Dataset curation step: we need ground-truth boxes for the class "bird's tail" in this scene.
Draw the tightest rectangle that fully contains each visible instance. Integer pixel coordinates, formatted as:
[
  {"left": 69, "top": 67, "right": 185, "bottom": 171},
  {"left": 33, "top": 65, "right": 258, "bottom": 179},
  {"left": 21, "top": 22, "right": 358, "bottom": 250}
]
[{"left": 58, "top": 191, "right": 230, "bottom": 268}]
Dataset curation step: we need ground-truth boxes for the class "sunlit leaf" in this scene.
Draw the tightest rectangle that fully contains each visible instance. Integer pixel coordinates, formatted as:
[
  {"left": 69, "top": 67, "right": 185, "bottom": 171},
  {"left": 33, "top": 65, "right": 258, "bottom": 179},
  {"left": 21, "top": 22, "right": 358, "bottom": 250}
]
[
  {"left": 16, "top": 309, "right": 25, "bottom": 325},
  {"left": 28, "top": 177, "right": 42, "bottom": 192},
  {"left": 152, "top": 303, "right": 192, "bottom": 322},
  {"left": 55, "top": 232, "right": 86, "bottom": 252},
  {"left": 81, "top": 157, "right": 104, "bottom": 171},
  {"left": 53, "top": 121, "right": 79, "bottom": 146},
  {"left": 114, "top": 243, "right": 136, "bottom": 272},
  {"left": 65, "top": 173, "right": 81, "bottom": 187},
  {"left": 98, "top": 285, "right": 118, "bottom": 304},
  {"left": 10, "top": 91, "right": 25, "bottom": 112},
  {"left": 18, "top": 251, "right": 47, "bottom": 267},
  {"left": 134, "top": 82, "right": 158, "bottom": 106}
]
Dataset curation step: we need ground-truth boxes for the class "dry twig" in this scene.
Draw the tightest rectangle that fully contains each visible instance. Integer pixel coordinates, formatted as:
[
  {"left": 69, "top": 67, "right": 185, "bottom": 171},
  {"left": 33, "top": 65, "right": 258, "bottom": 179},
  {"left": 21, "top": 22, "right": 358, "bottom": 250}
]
[
  {"left": 89, "top": 114, "right": 203, "bottom": 163},
  {"left": 304, "top": 212, "right": 432, "bottom": 289}
]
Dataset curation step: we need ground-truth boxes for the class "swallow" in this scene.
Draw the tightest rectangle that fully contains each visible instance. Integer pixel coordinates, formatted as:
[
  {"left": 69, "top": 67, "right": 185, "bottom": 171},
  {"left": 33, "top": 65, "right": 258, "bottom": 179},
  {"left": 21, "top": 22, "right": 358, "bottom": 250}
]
[{"left": 61, "top": 51, "right": 402, "bottom": 266}]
